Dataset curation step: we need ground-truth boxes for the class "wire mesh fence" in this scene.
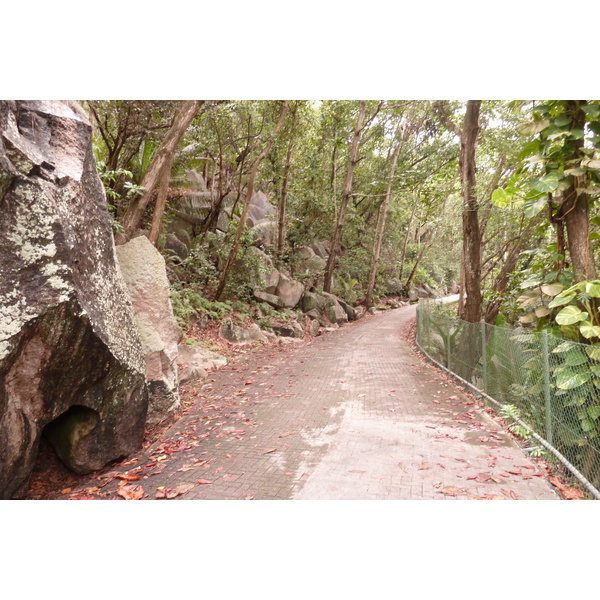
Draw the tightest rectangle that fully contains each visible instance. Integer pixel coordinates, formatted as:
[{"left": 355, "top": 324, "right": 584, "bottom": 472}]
[{"left": 416, "top": 299, "right": 600, "bottom": 499}]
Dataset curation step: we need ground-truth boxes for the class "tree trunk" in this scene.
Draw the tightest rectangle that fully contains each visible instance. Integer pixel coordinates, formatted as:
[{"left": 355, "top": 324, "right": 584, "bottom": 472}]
[
  {"left": 398, "top": 191, "right": 419, "bottom": 285},
  {"left": 458, "top": 100, "right": 483, "bottom": 323},
  {"left": 323, "top": 101, "right": 366, "bottom": 293},
  {"left": 120, "top": 100, "right": 204, "bottom": 241},
  {"left": 148, "top": 153, "right": 175, "bottom": 246},
  {"left": 278, "top": 102, "right": 299, "bottom": 262},
  {"left": 214, "top": 101, "right": 289, "bottom": 301},
  {"left": 484, "top": 224, "right": 534, "bottom": 324},
  {"left": 365, "top": 122, "right": 405, "bottom": 306},
  {"left": 558, "top": 101, "right": 596, "bottom": 281}
]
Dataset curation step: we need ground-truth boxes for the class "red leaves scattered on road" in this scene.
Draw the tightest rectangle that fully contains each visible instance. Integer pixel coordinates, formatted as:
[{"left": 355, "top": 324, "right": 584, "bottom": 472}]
[
  {"left": 116, "top": 473, "right": 141, "bottom": 481},
  {"left": 197, "top": 479, "right": 213, "bottom": 485},
  {"left": 548, "top": 476, "right": 585, "bottom": 500},
  {"left": 279, "top": 431, "right": 296, "bottom": 438},
  {"left": 156, "top": 483, "right": 195, "bottom": 499},
  {"left": 262, "top": 448, "right": 277, "bottom": 454},
  {"left": 473, "top": 494, "right": 507, "bottom": 500},
  {"left": 439, "top": 486, "right": 467, "bottom": 496},
  {"left": 418, "top": 462, "right": 432, "bottom": 470},
  {"left": 117, "top": 483, "right": 146, "bottom": 500}
]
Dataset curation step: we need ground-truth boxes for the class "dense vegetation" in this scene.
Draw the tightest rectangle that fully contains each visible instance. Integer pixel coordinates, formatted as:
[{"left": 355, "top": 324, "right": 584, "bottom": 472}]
[{"left": 88, "top": 100, "right": 600, "bottom": 338}]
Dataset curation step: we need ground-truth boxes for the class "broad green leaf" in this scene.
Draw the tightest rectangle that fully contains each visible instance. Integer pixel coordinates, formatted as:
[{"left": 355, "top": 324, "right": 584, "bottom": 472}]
[
  {"left": 583, "top": 281, "right": 600, "bottom": 297},
  {"left": 588, "top": 405, "right": 600, "bottom": 420},
  {"left": 564, "top": 167, "right": 586, "bottom": 176},
  {"left": 590, "top": 233, "right": 600, "bottom": 240},
  {"left": 553, "top": 341, "right": 578, "bottom": 354},
  {"left": 562, "top": 347, "right": 589, "bottom": 366},
  {"left": 491, "top": 188, "right": 510, "bottom": 208},
  {"left": 529, "top": 173, "right": 560, "bottom": 193},
  {"left": 569, "top": 129, "right": 585, "bottom": 140},
  {"left": 555, "top": 305, "right": 588, "bottom": 325},
  {"left": 588, "top": 121, "right": 600, "bottom": 135},
  {"left": 582, "top": 104, "right": 600, "bottom": 118},
  {"left": 517, "top": 119, "right": 550, "bottom": 135},
  {"left": 554, "top": 115, "right": 572, "bottom": 127},
  {"left": 524, "top": 196, "right": 547, "bottom": 218},
  {"left": 518, "top": 139, "right": 541, "bottom": 160},
  {"left": 555, "top": 368, "right": 592, "bottom": 390},
  {"left": 547, "top": 131, "right": 570, "bottom": 140},
  {"left": 535, "top": 307, "right": 551, "bottom": 318},
  {"left": 581, "top": 418, "right": 595, "bottom": 433},
  {"left": 582, "top": 159, "right": 600, "bottom": 170},
  {"left": 541, "top": 283, "right": 563, "bottom": 297},
  {"left": 591, "top": 216, "right": 600, "bottom": 227},
  {"left": 548, "top": 293, "right": 576, "bottom": 308},
  {"left": 533, "top": 104, "right": 551, "bottom": 115},
  {"left": 579, "top": 322, "right": 600, "bottom": 339},
  {"left": 586, "top": 346, "right": 600, "bottom": 361},
  {"left": 520, "top": 279, "right": 542, "bottom": 290}
]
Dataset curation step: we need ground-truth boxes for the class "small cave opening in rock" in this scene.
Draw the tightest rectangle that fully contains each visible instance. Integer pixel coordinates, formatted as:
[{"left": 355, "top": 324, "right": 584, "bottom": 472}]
[{"left": 23, "top": 405, "right": 101, "bottom": 499}]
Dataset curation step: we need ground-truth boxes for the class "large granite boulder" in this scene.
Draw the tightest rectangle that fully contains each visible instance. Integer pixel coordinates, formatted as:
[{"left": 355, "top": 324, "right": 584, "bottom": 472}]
[
  {"left": 275, "top": 272, "right": 304, "bottom": 308},
  {"left": 219, "top": 318, "right": 267, "bottom": 345},
  {"left": 0, "top": 101, "right": 148, "bottom": 498},
  {"left": 254, "top": 290, "right": 285, "bottom": 309},
  {"left": 177, "top": 343, "right": 227, "bottom": 384},
  {"left": 116, "top": 236, "right": 182, "bottom": 425},
  {"left": 247, "top": 191, "right": 276, "bottom": 227}
]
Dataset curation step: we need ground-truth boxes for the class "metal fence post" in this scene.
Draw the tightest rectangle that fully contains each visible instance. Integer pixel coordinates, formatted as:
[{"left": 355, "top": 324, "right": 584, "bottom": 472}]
[
  {"left": 541, "top": 329, "right": 553, "bottom": 445},
  {"left": 480, "top": 320, "right": 487, "bottom": 394}
]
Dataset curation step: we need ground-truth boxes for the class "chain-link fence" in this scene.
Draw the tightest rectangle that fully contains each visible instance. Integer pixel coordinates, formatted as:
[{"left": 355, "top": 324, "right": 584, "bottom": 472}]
[{"left": 416, "top": 299, "right": 600, "bottom": 499}]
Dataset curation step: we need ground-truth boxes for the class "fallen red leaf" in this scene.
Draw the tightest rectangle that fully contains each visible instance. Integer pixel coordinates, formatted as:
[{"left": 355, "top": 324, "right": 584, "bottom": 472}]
[
  {"left": 116, "top": 473, "right": 141, "bottom": 481},
  {"left": 197, "top": 479, "right": 213, "bottom": 484},
  {"left": 262, "top": 448, "right": 277, "bottom": 454},
  {"left": 117, "top": 484, "right": 145, "bottom": 500},
  {"left": 439, "top": 486, "right": 467, "bottom": 496}
]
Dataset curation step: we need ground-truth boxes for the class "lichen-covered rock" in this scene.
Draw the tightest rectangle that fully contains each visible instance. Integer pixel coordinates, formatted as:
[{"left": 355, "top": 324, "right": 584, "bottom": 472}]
[
  {"left": 116, "top": 236, "right": 182, "bottom": 425},
  {"left": 325, "top": 302, "right": 348, "bottom": 325},
  {"left": 274, "top": 273, "right": 304, "bottom": 309},
  {"left": 301, "top": 291, "right": 327, "bottom": 314},
  {"left": 254, "top": 290, "right": 285, "bottom": 309},
  {"left": 271, "top": 320, "right": 304, "bottom": 339},
  {"left": 219, "top": 318, "right": 267, "bottom": 345},
  {"left": 0, "top": 101, "right": 148, "bottom": 498}
]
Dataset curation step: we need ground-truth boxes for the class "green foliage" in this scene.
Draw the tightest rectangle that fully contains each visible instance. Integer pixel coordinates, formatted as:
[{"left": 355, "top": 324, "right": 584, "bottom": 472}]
[{"left": 170, "top": 286, "right": 232, "bottom": 328}]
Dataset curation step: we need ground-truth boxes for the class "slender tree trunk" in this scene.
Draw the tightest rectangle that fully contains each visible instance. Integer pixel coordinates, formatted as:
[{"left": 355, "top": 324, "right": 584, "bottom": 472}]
[
  {"left": 214, "top": 101, "right": 289, "bottom": 301},
  {"left": 323, "top": 101, "right": 366, "bottom": 293},
  {"left": 365, "top": 123, "right": 405, "bottom": 306},
  {"left": 458, "top": 100, "right": 483, "bottom": 323},
  {"left": 484, "top": 224, "right": 534, "bottom": 324},
  {"left": 558, "top": 101, "right": 596, "bottom": 281},
  {"left": 404, "top": 229, "right": 434, "bottom": 292},
  {"left": 120, "top": 100, "right": 204, "bottom": 241},
  {"left": 398, "top": 191, "right": 419, "bottom": 285},
  {"left": 278, "top": 102, "right": 299, "bottom": 262},
  {"left": 148, "top": 153, "right": 175, "bottom": 245}
]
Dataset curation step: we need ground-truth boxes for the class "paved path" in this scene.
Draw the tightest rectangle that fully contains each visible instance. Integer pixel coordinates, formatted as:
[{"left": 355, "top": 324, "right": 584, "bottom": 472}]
[{"left": 79, "top": 305, "right": 559, "bottom": 500}]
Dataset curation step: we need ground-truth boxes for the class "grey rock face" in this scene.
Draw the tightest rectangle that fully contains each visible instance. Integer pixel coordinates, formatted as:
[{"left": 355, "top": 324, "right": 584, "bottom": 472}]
[
  {"left": 219, "top": 318, "right": 267, "bottom": 345},
  {"left": 177, "top": 343, "right": 227, "bottom": 384},
  {"left": 274, "top": 272, "right": 304, "bottom": 309},
  {"left": 116, "top": 236, "right": 182, "bottom": 425},
  {"left": 325, "top": 302, "right": 348, "bottom": 325},
  {"left": 0, "top": 101, "right": 148, "bottom": 498},
  {"left": 271, "top": 320, "right": 304, "bottom": 339},
  {"left": 254, "top": 290, "right": 285, "bottom": 309}
]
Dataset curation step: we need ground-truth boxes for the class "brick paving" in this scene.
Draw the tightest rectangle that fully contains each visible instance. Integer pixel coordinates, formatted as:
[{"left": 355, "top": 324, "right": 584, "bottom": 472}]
[{"left": 81, "top": 305, "right": 559, "bottom": 500}]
